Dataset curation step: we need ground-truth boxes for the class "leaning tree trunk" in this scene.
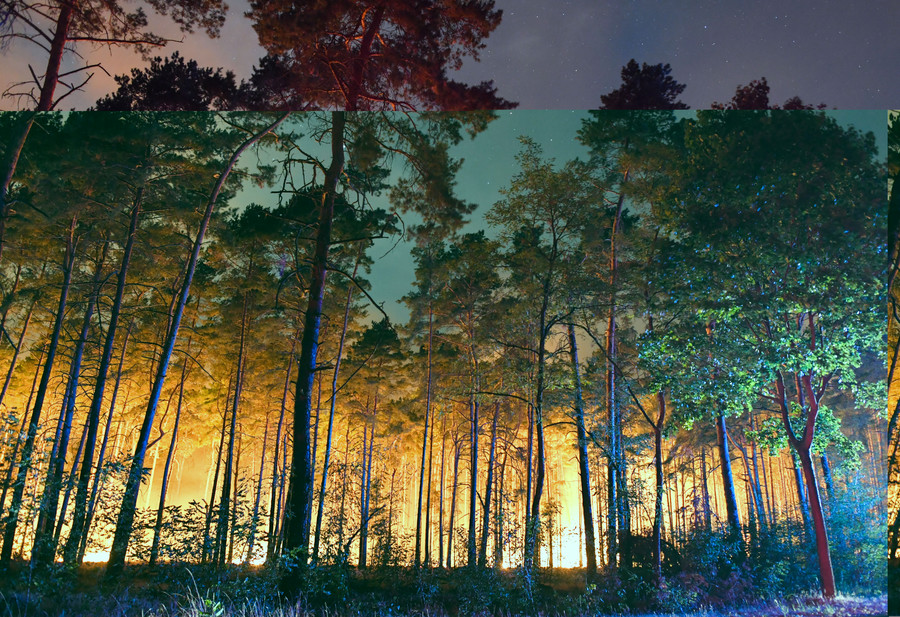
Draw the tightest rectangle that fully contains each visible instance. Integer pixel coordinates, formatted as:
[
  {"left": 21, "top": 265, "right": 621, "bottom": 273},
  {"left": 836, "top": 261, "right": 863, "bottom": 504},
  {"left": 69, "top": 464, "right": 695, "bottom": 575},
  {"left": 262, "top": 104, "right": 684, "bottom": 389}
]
[
  {"left": 282, "top": 111, "right": 345, "bottom": 585},
  {"left": 106, "top": 115, "right": 287, "bottom": 579},
  {"left": 0, "top": 215, "right": 77, "bottom": 568},
  {"left": 65, "top": 189, "right": 141, "bottom": 564},
  {"left": 245, "top": 412, "right": 269, "bottom": 564},
  {"left": 33, "top": 240, "right": 107, "bottom": 566},
  {"left": 715, "top": 413, "right": 742, "bottom": 540}
]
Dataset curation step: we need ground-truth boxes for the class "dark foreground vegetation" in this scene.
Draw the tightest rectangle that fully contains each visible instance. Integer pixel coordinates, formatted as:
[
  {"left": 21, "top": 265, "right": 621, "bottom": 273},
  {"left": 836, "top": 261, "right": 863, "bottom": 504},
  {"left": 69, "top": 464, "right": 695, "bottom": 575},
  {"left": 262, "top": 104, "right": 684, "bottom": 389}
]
[{"left": 0, "top": 520, "right": 887, "bottom": 617}]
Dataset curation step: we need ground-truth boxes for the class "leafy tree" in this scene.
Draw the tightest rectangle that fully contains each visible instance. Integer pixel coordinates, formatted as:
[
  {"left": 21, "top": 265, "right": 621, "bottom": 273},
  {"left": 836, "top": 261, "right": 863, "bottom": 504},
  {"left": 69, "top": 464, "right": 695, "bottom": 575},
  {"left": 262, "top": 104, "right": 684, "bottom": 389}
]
[
  {"left": 245, "top": 0, "right": 515, "bottom": 110},
  {"left": 658, "top": 111, "right": 884, "bottom": 598},
  {"left": 600, "top": 59, "right": 688, "bottom": 110}
]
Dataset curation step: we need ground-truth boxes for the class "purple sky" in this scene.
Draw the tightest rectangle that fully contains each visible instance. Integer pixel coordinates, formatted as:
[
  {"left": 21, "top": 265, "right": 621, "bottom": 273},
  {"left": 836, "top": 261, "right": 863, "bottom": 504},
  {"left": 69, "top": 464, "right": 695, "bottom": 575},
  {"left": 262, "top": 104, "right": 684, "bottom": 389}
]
[{"left": 1, "top": 0, "right": 898, "bottom": 110}]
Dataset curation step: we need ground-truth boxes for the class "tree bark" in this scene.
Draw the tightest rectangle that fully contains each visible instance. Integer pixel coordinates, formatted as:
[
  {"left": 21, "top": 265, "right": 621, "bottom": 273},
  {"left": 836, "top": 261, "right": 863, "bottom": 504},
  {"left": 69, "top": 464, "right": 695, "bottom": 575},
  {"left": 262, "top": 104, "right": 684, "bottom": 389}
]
[
  {"left": 568, "top": 323, "right": 597, "bottom": 576},
  {"left": 414, "top": 303, "right": 434, "bottom": 567},
  {"left": 268, "top": 333, "right": 295, "bottom": 563},
  {"left": 282, "top": 112, "right": 345, "bottom": 581}
]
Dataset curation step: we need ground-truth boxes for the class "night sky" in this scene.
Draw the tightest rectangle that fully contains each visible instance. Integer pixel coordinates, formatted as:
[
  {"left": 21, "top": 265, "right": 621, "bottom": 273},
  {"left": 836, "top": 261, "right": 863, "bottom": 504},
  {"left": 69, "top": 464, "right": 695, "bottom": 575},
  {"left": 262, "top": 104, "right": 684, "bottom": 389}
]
[{"left": 1, "top": 1, "right": 898, "bottom": 109}]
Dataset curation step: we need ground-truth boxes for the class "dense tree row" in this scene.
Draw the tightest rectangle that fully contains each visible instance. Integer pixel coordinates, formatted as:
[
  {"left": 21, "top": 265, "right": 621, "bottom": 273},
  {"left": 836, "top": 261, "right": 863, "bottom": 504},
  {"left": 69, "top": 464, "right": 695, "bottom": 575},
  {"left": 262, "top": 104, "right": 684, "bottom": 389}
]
[{"left": 0, "top": 110, "right": 885, "bottom": 603}]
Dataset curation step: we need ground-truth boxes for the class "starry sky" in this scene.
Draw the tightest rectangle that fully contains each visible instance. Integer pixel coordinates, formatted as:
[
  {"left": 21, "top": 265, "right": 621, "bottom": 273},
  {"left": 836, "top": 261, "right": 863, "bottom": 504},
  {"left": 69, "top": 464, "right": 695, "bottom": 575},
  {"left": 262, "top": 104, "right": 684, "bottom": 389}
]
[{"left": 0, "top": 0, "right": 897, "bottom": 110}]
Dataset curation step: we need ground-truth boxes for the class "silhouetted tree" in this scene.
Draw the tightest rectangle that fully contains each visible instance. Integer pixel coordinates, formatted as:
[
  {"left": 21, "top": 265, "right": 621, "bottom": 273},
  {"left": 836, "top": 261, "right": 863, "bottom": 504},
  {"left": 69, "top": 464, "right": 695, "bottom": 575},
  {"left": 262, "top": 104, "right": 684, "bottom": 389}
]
[
  {"left": 94, "top": 52, "right": 242, "bottom": 111},
  {"left": 600, "top": 60, "right": 688, "bottom": 110},
  {"left": 711, "top": 77, "right": 825, "bottom": 110}
]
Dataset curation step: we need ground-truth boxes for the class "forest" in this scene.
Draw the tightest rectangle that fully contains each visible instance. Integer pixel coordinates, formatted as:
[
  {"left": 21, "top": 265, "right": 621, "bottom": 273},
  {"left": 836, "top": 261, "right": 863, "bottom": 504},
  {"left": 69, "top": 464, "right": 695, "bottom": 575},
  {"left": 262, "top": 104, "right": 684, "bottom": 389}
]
[{"left": 0, "top": 108, "right": 887, "bottom": 617}]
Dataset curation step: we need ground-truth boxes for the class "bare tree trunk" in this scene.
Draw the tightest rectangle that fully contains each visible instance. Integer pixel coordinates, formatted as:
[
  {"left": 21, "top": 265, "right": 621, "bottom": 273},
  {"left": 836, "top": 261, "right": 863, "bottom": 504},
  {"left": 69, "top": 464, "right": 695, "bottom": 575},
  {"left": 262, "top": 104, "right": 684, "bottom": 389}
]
[
  {"left": 1, "top": 215, "right": 77, "bottom": 568},
  {"left": 149, "top": 355, "right": 188, "bottom": 566},
  {"left": 268, "top": 332, "right": 296, "bottom": 563},
  {"left": 447, "top": 436, "right": 460, "bottom": 568},
  {"left": 313, "top": 250, "right": 359, "bottom": 562},
  {"left": 245, "top": 412, "right": 269, "bottom": 564},
  {"left": 203, "top": 378, "right": 231, "bottom": 565},
  {"left": 78, "top": 324, "right": 133, "bottom": 563},
  {"left": 34, "top": 240, "right": 108, "bottom": 566},
  {"left": 65, "top": 190, "right": 141, "bottom": 563},
  {"left": 283, "top": 112, "right": 345, "bottom": 579},
  {"left": 478, "top": 400, "right": 499, "bottom": 567},
  {"left": 415, "top": 303, "right": 434, "bottom": 567},
  {"left": 568, "top": 323, "right": 596, "bottom": 576}
]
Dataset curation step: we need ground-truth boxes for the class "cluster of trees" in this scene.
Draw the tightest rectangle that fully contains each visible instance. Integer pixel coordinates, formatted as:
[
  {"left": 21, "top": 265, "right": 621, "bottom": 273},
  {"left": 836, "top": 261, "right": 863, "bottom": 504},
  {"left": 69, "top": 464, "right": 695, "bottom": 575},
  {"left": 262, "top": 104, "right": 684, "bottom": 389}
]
[{"left": 0, "top": 108, "right": 884, "bottom": 604}]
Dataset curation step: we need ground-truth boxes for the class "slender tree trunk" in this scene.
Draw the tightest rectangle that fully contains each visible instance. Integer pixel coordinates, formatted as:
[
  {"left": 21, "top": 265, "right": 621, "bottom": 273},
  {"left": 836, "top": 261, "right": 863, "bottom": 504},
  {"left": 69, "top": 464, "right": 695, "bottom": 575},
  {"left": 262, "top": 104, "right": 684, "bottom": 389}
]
[
  {"left": 34, "top": 240, "right": 107, "bottom": 566},
  {"left": 66, "top": 191, "right": 142, "bottom": 563},
  {"left": 568, "top": 323, "right": 596, "bottom": 575},
  {"left": 415, "top": 303, "right": 434, "bottom": 567},
  {"left": 202, "top": 378, "right": 231, "bottom": 565},
  {"left": 78, "top": 326, "right": 133, "bottom": 563},
  {"left": 0, "top": 114, "right": 36, "bottom": 263},
  {"left": 268, "top": 331, "right": 296, "bottom": 563},
  {"left": 424, "top": 397, "right": 435, "bottom": 566},
  {"left": 715, "top": 414, "right": 741, "bottom": 539},
  {"left": 478, "top": 400, "right": 499, "bottom": 568},
  {"left": 52, "top": 413, "right": 88, "bottom": 545},
  {"left": 0, "top": 342, "right": 44, "bottom": 520},
  {"left": 1, "top": 216, "right": 77, "bottom": 568},
  {"left": 467, "top": 394, "right": 479, "bottom": 568},
  {"left": 313, "top": 250, "right": 359, "bottom": 562},
  {"left": 149, "top": 355, "right": 188, "bottom": 566},
  {"left": 216, "top": 294, "right": 250, "bottom": 567},
  {"left": 447, "top": 437, "right": 460, "bottom": 568},
  {"left": 652, "top": 392, "right": 666, "bottom": 583},
  {"left": 106, "top": 115, "right": 286, "bottom": 579},
  {"left": 283, "top": 112, "right": 345, "bottom": 580},
  {"left": 246, "top": 413, "right": 269, "bottom": 564},
  {"left": 437, "top": 414, "right": 446, "bottom": 568},
  {"left": 0, "top": 301, "right": 35, "bottom": 411}
]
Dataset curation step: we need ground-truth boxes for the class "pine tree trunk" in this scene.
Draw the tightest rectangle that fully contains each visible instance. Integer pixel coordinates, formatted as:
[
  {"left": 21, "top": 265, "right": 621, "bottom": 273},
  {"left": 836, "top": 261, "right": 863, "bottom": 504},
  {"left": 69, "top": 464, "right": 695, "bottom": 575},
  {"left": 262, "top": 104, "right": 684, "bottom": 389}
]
[
  {"left": 467, "top": 394, "right": 479, "bottom": 568},
  {"left": 78, "top": 324, "right": 133, "bottom": 563},
  {"left": 313, "top": 252, "right": 359, "bottom": 562},
  {"left": 65, "top": 191, "right": 141, "bottom": 563},
  {"left": 447, "top": 437, "right": 460, "bottom": 568},
  {"left": 216, "top": 294, "right": 250, "bottom": 567},
  {"left": 34, "top": 240, "right": 107, "bottom": 566},
  {"left": 414, "top": 303, "right": 434, "bottom": 567},
  {"left": 203, "top": 379, "right": 231, "bottom": 565},
  {"left": 715, "top": 413, "right": 741, "bottom": 539},
  {"left": 437, "top": 414, "right": 446, "bottom": 568},
  {"left": 0, "top": 114, "right": 36, "bottom": 263},
  {"left": 106, "top": 115, "right": 286, "bottom": 580},
  {"left": 283, "top": 112, "right": 345, "bottom": 581},
  {"left": 478, "top": 400, "right": 499, "bottom": 567},
  {"left": 1, "top": 216, "right": 77, "bottom": 568},
  {"left": 568, "top": 323, "right": 596, "bottom": 575},
  {"left": 246, "top": 413, "right": 269, "bottom": 564},
  {"left": 0, "top": 342, "right": 44, "bottom": 522},
  {"left": 52, "top": 413, "right": 89, "bottom": 545},
  {"left": 268, "top": 332, "right": 296, "bottom": 563},
  {"left": 149, "top": 356, "right": 188, "bottom": 566}
]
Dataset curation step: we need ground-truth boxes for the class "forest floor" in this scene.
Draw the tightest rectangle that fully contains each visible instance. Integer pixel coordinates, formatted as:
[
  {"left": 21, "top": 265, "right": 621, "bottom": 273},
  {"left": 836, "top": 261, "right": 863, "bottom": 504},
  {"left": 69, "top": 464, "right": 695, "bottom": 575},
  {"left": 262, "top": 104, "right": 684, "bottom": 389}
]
[{"left": 0, "top": 562, "right": 887, "bottom": 617}]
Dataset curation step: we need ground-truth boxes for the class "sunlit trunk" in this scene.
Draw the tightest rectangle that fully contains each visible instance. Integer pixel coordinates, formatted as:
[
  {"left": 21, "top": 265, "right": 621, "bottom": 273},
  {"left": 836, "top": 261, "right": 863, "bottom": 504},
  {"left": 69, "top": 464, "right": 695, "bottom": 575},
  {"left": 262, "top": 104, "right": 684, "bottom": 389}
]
[
  {"left": 478, "top": 400, "right": 499, "bottom": 568},
  {"left": 313, "top": 252, "right": 358, "bottom": 562},
  {"left": 78, "top": 324, "right": 133, "bottom": 563},
  {"left": 150, "top": 356, "right": 188, "bottom": 566},
  {"left": 268, "top": 333, "right": 296, "bottom": 563},
  {"left": 246, "top": 413, "right": 269, "bottom": 564},
  {"left": 414, "top": 303, "right": 433, "bottom": 567},
  {"left": 203, "top": 379, "right": 231, "bottom": 565},
  {"left": 65, "top": 192, "right": 141, "bottom": 564},
  {"left": 34, "top": 240, "right": 107, "bottom": 566},
  {"left": 447, "top": 437, "right": 460, "bottom": 567},
  {"left": 1, "top": 215, "right": 77, "bottom": 568},
  {"left": 53, "top": 414, "right": 89, "bottom": 545},
  {"left": 568, "top": 323, "right": 596, "bottom": 575}
]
